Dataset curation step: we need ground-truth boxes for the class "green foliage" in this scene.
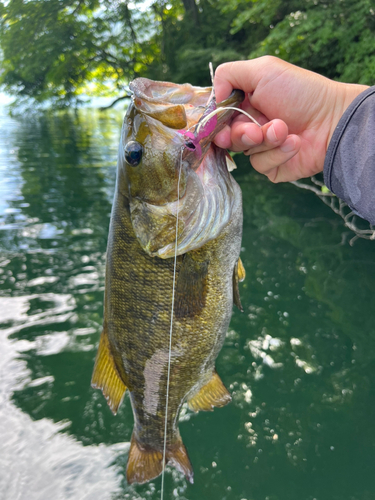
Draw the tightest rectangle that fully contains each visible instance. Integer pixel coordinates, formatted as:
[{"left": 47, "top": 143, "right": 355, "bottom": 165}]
[
  {"left": 172, "top": 48, "right": 244, "bottom": 86},
  {"left": 0, "top": 0, "right": 255, "bottom": 104},
  {"left": 0, "top": 0, "right": 159, "bottom": 106},
  {"left": 225, "top": 0, "right": 375, "bottom": 83},
  {"left": 1, "top": 0, "right": 375, "bottom": 106},
  {"left": 145, "top": 0, "right": 251, "bottom": 86}
]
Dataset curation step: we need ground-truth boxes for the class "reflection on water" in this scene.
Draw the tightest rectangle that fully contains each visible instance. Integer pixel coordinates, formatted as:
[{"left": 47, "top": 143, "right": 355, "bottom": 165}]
[
  {"left": 0, "top": 305, "right": 127, "bottom": 499},
  {"left": 1, "top": 104, "right": 375, "bottom": 500}
]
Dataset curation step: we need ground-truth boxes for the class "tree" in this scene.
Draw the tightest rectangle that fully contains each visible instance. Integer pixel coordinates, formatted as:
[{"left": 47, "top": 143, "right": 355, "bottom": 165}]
[
  {"left": 0, "top": 0, "right": 253, "bottom": 107},
  {"left": 0, "top": 0, "right": 160, "bottom": 107},
  {"left": 145, "top": 0, "right": 248, "bottom": 86},
  {"left": 2, "top": 0, "right": 375, "bottom": 107},
  {"left": 222, "top": 0, "right": 375, "bottom": 84}
]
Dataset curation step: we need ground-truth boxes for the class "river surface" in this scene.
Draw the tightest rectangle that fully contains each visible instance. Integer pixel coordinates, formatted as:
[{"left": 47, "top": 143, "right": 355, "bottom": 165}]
[{"left": 1, "top": 104, "right": 375, "bottom": 500}]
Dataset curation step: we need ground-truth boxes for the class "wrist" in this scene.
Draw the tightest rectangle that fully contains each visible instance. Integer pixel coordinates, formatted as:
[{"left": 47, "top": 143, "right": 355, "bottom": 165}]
[{"left": 327, "top": 82, "right": 369, "bottom": 147}]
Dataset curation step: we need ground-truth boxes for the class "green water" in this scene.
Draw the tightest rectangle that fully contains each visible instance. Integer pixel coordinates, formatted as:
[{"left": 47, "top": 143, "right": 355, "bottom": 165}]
[{"left": 1, "top": 106, "right": 375, "bottom": 500}]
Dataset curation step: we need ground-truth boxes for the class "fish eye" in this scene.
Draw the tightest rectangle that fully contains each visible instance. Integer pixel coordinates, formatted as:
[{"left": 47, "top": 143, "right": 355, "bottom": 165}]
[
  {"left": 185, "top": 141, "right": 196, "bottom": 150},
  {"left": 125, "top": 141, "right": 143, "bottom": 167}
]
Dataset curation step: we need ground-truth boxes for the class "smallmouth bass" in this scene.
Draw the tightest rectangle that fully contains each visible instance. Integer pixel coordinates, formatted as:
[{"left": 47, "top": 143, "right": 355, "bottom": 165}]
[{"left": 91, "top": 78, "right": 246, "bottom": 484}]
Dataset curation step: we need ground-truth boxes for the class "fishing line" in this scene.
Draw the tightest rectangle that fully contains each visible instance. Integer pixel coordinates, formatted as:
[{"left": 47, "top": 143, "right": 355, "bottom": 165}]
[
  {"left": 160, "top": 147, "right": 183, "bottom": 500},
  {"left": 160, "top": 65, "right": 253, "bottom": 497},
  {"left": 185, "top": 63, "right": 260, "bottom": 137},
  {"left": 196, "top": 106, "right": 261, "bottom": 134},
  {"left": 209, "top": 62, "right": 215, "bottom": 100},
  {"left": 197, "top": 62, "right": 260, "bottom": 134}
]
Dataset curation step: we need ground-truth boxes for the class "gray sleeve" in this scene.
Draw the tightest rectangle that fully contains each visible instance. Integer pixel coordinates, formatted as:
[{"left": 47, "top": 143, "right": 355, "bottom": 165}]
[{"left": 323, "top": 86, "right": 375, "bottom": 225}]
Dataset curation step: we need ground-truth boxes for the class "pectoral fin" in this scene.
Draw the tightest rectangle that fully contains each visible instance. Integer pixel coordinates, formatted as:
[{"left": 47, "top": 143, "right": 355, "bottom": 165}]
[
  {"left": 233, "top": 257, "right": 245, "bottom": 312},
  {"left": 237, "top": 257, "right": 246, "bottom": 282},
  {"left": 188, "top": 370, "right": 231, "bottom": 412},
  {"left": 91, "top": 328, "right": 127, "bottom": 415},
  {"left": 175, "top": 253, "right": 209, "bottom": 318}
]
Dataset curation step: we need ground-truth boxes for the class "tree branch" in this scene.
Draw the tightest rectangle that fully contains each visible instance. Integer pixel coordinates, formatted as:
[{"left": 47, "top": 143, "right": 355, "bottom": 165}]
[
  {"left": 290, "top": 180, "right": 333, "bottom": 197},
  {"left": 71, "top": 0, "right": 85, "bottom": 16},
  {"left": 291, "top": 177, "right": 375, "bottom": 245},
  {"left": 181, "top": 0, "right": 200, "bottom": 26},
  {"left": 99, "top": 94, "right": 131, "bottom": 111}
]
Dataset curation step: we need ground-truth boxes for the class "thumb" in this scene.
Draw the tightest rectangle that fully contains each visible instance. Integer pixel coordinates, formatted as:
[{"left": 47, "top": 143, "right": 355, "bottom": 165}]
[{"left": 214, "top": 60, "right": 263, "bottom": 103}]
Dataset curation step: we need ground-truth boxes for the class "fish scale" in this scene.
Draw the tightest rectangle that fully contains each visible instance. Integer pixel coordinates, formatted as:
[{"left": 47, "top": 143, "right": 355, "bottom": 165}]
[{"left": 91, "top": 78, "right": 245, "bottom": 485}]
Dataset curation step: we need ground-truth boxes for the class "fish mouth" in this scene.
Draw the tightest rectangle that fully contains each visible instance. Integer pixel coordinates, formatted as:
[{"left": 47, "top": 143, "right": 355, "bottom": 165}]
[
  {"left": 180, "top": 89, "right": 245, "bottom": 170},
  {"left": 127, "top": 78, "right": 244, "bottom": 258},
  {"left": 129, "top": 77, "right": 244, "bottom": 175},
  {"left": 130, "top": 77, "right": 244, "bottom": 141},
  {"left": 129, "top": 78, "right": 214, "bottom": 131}
]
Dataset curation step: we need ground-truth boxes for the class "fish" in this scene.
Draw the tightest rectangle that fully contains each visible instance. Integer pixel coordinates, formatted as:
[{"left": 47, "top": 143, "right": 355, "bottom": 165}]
[{"left": 91, "top": 77, "right": 246, "bottom": 485}]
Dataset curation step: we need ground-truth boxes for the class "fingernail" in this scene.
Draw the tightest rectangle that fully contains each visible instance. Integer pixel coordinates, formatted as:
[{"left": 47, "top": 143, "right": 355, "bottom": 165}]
[
  {"left": 241, "top": 134, "right": 256, "bottom": 147},
  {"left": 266, "top": 124, "right": 277, "bottom": 143},
  {"left": 280, "top": 137, "right": 295, "bottom": 153}
]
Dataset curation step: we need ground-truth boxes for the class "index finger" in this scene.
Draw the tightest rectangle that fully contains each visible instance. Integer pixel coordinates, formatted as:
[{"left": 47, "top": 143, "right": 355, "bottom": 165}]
[{"left": 214, "top": 61, "right": 261, "bottom": 103}]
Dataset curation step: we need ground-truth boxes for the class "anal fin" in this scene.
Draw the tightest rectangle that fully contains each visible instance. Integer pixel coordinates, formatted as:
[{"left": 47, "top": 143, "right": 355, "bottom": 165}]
[
  {"left": 126, "top": 433, "right": 194, "bottom": 485},
  {"left": 188, "top": 370, "right": 231, "bottom": 412},
  {"left": 91, "top": 329, "right": 127, "bottom": 415}
]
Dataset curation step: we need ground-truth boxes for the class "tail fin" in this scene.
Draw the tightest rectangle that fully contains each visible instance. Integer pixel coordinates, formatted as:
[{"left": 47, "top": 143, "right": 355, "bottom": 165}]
[
  {"left": 126, "top": 434, "right": 163, "bottom": 485},
  {"left": 166, "top": 439, "right": 194, "bottom": 484},
  {"left": 126, "top": 433, "right": 194, "bottom": 485}
]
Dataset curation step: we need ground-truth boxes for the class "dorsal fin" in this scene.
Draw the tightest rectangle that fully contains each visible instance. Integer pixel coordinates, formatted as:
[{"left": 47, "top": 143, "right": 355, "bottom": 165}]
[
  {"left": 91, "top": 328, "right": 127, "bottom": 415},
  {"left": 233, "top": 257, "right": 245, "bottom": 312},
  {"left": 188, "top": 370, "right": 231, "bottom": 412}
]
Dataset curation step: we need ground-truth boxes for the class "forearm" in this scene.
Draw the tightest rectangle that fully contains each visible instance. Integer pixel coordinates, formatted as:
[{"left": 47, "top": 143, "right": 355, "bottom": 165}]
[{"left": 324, "top": 86, "right": 375, "bottom": 225}]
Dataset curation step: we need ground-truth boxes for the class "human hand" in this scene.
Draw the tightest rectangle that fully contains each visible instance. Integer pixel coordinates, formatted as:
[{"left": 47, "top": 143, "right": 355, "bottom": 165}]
[{"left": 214, "top": 56, "right": 368, "bottom": 182}]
